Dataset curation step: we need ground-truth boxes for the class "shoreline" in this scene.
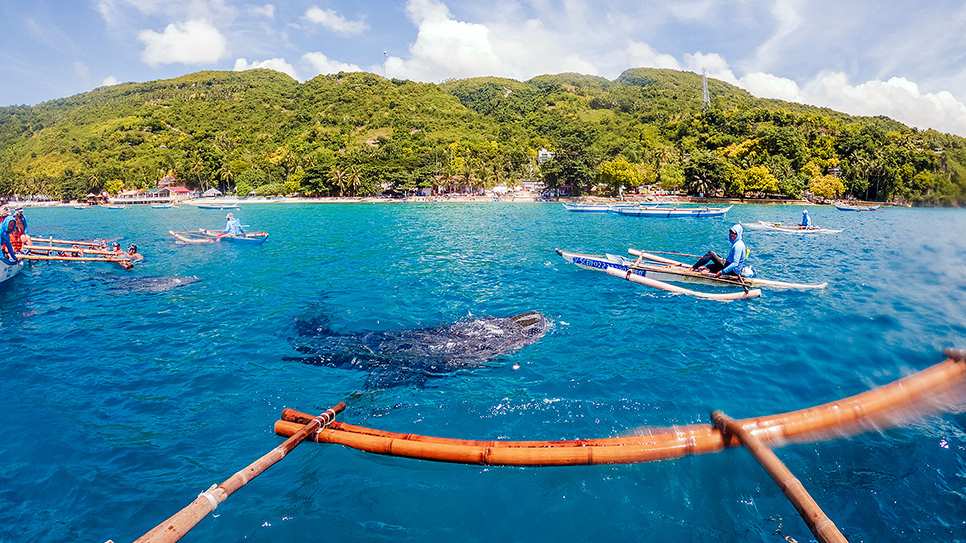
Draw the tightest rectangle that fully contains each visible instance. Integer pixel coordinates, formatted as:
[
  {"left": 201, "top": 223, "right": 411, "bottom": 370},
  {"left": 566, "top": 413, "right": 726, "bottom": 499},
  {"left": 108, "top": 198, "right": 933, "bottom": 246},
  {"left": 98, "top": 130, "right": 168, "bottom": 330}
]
[{"left": 6, "top": 194, "right": 887, "bottom": 207}]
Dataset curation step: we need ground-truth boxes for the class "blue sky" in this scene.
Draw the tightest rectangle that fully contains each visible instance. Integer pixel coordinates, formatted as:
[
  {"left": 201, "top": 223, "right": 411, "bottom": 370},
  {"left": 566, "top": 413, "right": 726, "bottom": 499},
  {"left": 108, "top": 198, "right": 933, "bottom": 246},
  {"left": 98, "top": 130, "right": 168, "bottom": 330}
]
[{"left": 3, "top": 0, "right": 966, "bottom": 136}]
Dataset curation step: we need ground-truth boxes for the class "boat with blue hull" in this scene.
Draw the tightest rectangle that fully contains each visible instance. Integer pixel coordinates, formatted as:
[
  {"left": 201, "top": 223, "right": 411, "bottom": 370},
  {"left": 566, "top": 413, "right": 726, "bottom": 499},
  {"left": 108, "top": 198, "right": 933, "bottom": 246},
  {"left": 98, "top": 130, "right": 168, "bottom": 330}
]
[
  {"left": 556, "top": 248, "right": 827, "bottom": 290},
  {"left": 616, "top": 204, "right": 732, "bottom": 218},
  {"left": 742, "top": 221, "right": 842, "bottom": 234}
]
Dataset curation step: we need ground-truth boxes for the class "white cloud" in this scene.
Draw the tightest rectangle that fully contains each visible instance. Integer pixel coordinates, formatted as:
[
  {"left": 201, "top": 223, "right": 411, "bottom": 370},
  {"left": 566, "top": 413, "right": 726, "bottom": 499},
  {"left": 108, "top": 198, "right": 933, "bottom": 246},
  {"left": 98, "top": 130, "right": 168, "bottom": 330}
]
[
  {"left": 250, "top": 4, "right": 275, "bottom": 18},
  {"left": 102, "top": 76, "right": 119, "bottom": 86},
  {"left": 620, "top": 42, "right": 682, "bottom": 71},
  {"left": 234, "top": 58, "right": 299, "bottom": 80},
  {"left": 301, "top": 52, "right": 362, "bottom": 77},
  {"left": 689, "top": 51, "right": 966, "bottom": 135},
  {"left": 739, "top": 72, "right": 803, "bottom": 102},
  {"left": 304, "top": 7, "right": 367, "bottom": 35},
  {"left": 138, "top": 20, "right": 228, "bottom": 67},
  {"left": 385, "top": 0, "right": 597, "bottom": 81},
  {"left": 801, "top": 73, "right": 966, "bottom": 134}
]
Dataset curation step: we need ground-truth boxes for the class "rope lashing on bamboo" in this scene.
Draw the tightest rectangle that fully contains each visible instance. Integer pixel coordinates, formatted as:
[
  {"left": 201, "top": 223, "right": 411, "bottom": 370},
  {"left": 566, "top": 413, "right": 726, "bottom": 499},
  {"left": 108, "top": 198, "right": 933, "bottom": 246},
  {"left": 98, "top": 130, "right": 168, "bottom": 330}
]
[
  {"left": 132, "top": 402, "right": 346, "bottom": 543},
  {"left": 712, "top": 411, "right": 848, "bottom": 543}
]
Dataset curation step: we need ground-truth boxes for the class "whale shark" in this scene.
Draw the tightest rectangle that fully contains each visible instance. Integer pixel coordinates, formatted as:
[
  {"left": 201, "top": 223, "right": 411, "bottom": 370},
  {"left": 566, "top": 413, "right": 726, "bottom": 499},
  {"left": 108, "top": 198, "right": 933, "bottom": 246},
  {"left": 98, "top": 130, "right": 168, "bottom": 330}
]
[
  {"left": 286, "top": 311, "right": 547, "bottom": 389},
  {"left": 109, "top": 275, "right": 202, "bottom": 293}
]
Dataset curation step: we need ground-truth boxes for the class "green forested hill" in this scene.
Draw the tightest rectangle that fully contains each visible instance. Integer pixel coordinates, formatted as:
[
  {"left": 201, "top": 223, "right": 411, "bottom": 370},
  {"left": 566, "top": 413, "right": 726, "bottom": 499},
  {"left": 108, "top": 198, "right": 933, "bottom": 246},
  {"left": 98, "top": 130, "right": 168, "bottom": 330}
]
[{"left": 1, "top": 67, "right": 964, "bottom": 205}]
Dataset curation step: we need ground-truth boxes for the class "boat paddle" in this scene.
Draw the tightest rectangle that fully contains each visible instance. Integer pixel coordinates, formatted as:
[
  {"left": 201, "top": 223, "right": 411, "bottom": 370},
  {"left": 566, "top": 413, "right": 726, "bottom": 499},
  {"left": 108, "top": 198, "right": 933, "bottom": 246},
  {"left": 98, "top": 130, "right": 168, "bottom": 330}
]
[{"left": 128, "top": 402, "right": 345, "bottom": 543}]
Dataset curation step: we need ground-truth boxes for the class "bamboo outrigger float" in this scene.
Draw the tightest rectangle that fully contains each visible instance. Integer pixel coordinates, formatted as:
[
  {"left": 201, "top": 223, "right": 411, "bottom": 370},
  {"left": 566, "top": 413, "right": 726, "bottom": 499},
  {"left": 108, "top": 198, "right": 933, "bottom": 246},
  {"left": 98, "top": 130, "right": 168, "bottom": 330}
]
[
  {"left": 127, "top": 350, "right": 966, "bottom": 543},
  {"left": 275, "top": 349, "right": 966, "bottom": 465}
]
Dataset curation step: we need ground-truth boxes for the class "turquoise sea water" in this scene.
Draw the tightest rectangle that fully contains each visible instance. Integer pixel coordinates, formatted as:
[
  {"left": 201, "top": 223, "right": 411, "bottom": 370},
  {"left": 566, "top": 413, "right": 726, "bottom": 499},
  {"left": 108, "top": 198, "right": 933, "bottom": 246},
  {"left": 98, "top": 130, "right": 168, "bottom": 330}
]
[{"left": 1, "top": 202, "right": 964, "bottom": 542}]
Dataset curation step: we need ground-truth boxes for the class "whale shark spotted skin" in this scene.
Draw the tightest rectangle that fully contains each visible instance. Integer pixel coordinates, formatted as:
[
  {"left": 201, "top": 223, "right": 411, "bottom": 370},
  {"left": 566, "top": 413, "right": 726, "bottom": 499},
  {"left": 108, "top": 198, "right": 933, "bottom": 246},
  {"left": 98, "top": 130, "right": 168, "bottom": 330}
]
[
  {"left": 286, "top": 311, "right": 547, "bottom": 389},
  {"left": 109, "top": 275, "right": 202, "bottom": 293}
]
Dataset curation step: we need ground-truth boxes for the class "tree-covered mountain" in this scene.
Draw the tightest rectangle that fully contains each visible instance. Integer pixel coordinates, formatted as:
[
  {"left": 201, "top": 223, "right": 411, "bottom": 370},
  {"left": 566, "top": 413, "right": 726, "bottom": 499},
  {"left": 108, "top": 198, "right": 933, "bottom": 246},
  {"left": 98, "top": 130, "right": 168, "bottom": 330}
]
[{"left": 1, "top": 67, "right": 964, "bottom": 205}]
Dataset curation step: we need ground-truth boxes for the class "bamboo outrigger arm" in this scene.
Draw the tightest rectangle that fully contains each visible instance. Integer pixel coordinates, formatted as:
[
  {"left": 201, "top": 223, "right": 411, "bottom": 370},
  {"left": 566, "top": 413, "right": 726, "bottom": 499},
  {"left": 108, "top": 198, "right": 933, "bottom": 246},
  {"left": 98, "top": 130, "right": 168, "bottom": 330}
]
[{"left": 276, "top": 349, "right": 966, "bottom": 466}]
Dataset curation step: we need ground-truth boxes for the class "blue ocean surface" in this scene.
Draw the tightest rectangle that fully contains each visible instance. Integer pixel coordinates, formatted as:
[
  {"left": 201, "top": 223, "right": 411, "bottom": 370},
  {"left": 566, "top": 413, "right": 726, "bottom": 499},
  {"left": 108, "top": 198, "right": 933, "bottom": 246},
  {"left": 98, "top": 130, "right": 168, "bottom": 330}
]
[{"left": 1, "top": 202, "right": 964, "bottom": 542}]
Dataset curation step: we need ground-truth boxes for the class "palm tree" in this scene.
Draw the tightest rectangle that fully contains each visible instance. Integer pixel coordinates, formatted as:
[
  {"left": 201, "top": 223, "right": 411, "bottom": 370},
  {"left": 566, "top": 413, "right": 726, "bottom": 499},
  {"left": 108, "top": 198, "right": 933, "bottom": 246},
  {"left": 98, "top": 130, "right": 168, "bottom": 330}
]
[{"left": 329, "top": 167, "right": 348, "bottom": 196}]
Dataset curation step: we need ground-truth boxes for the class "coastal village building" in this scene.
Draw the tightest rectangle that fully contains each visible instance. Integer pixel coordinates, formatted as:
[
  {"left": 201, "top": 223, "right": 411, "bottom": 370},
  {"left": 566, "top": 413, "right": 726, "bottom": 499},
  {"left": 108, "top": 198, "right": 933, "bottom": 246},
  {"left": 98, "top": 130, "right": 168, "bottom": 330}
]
[{"left": 110, "top": 186, "right": 191, "bottom": 205}]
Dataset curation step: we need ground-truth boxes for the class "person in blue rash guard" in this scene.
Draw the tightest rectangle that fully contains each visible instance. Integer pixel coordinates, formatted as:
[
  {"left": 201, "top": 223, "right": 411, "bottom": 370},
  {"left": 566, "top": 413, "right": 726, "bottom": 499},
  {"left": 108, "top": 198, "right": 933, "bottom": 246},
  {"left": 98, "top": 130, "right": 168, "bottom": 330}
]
[
  {"left": 801, "top": 209, "right": 812, "bottom": 229},
  {"left": 0, "top": 208, "right": 19, "bottom": 264},
  {"left": 219, "top": 212, "right": 245, "bottom": 238},
  {"left": 690, "top": 223, "right": 753, "bottom": 278}
]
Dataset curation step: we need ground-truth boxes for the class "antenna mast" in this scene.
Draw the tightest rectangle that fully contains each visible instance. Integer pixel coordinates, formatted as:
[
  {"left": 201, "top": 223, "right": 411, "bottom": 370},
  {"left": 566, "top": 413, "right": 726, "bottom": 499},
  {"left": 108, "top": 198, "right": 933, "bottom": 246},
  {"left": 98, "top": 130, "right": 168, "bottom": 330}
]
[{"left": 702, "top": 69, "right": 710, "bottom": 109}]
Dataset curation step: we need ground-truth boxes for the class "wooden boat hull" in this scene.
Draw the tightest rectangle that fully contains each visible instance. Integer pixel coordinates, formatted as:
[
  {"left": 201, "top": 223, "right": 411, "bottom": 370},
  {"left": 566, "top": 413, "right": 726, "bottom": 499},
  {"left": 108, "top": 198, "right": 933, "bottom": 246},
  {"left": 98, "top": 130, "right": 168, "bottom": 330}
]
[
  {"left": 617, "top": 204, "right": 732, "bottom": 217},
  {"left": 276, "top": 350, "right": 966, "bottom": 466},
  {"left": 200, "top": 230, "right": 269, "bottom": 245},
  {"left": 742, "top": 221, "right": 842, "bottom": 234},
  {"left": 556, "top": 249, "right": 827, "bottom": 290}
]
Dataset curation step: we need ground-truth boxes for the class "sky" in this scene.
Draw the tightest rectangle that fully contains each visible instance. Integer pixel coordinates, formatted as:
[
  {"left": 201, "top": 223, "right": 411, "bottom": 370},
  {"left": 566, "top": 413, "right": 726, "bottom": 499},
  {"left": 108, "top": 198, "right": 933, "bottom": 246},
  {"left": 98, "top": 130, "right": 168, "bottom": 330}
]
[{"left": 3, "top": 0, "right": 966, "bottom": 136}]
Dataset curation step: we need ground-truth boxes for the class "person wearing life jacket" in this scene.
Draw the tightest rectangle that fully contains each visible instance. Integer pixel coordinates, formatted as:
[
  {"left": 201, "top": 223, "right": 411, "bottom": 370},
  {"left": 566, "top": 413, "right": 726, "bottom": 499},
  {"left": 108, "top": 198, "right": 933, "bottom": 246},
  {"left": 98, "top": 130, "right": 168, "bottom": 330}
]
[
  {"left": 801, "top": 209, "right": 812, "bottom": 229},
  {"left": 9, "top": 208, "right": 28, "bottom": 253},
  {"left": 0, "top": 207, "right": 18, "bottom": 264},
  {"left": 690, "top": 223, "right": 754, "bottom": 278}
]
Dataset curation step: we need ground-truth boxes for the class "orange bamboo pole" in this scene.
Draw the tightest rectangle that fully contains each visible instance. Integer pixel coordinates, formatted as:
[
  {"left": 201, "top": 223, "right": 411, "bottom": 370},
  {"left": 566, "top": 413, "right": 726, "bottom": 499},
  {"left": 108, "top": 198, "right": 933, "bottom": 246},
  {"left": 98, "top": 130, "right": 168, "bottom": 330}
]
[
  {"left": 18, "top": 254, "right": 134, "bottom": 270},
  {"left": 133, "top": 403, "right": 345, "bottom": 543},
  {"left": 276, "top": 350, "right": 966, "bottom": 466},
  {"left": 29, "top": 237, "right": 104, "bottom": 247},
  {"left": 23, "top": 244, "right": 118, "bottom": 256},
  {"left": 712, "top": 411, "right": 848, "bottom": 543}
]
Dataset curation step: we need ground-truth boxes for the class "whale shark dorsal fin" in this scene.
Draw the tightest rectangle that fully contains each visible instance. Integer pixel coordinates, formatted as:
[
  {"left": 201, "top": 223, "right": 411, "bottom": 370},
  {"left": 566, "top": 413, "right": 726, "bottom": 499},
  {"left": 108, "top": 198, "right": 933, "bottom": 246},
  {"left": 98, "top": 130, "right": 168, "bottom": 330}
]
[{"left": 510, "top": 311, "right": 544, "bottom": 331}]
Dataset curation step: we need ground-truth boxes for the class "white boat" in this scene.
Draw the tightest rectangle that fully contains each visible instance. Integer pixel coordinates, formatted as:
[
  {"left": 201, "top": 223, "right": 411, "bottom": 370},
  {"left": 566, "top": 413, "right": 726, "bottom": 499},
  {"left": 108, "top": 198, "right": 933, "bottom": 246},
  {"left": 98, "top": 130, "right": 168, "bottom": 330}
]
[
  {"left": 616, "top": 205, "right": 733, "bottom": 218},
  {"left": 742, "top": 221, "right": 842, "bottom": 234},
  {"left": 152, "top": 203, "right": 174, "bottom": 209},
  {"left": 561, "top": 203, "right": 638, "bottom": 213},
  {"left": 556, "top": 249, "right": 827, "bottom": 290},
  {"left": 0, "top": 259, "right": 22, "bottom": 285},
  {"left": 835, "top": 203, "right": 880, "bottom": 212}
]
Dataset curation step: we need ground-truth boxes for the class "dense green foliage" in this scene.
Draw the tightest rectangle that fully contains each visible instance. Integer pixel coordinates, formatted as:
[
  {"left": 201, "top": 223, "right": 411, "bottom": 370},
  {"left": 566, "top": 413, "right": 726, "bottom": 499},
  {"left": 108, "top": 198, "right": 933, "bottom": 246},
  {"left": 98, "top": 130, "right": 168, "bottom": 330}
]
[{"left": 2, "top": 67, "right": 965, "bottom": 205}]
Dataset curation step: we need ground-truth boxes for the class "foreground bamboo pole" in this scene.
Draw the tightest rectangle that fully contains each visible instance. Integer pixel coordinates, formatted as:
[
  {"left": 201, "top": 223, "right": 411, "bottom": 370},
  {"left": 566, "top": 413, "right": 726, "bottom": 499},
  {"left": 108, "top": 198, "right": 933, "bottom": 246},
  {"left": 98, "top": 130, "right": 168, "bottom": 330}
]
[
  {"left": 277, "top": 350, "right": 966, "bottom": 465},
  {"left": 131, "top": 403, "right": 345, "bottom": 543},
  {"left": 712, "top": 411, "right": 848, "bottom": 543}
]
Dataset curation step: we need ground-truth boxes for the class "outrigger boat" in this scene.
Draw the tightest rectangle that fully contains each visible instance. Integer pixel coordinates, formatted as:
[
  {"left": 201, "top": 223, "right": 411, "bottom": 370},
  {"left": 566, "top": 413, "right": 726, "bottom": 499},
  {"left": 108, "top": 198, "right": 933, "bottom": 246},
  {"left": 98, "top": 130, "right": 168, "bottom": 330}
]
[
  {"left": 196, "top": 203, "right": 239, "bottom": 210},
  {"left": 835, "top": 203, "right": 880, "bottom": 212},
  {"left": 616, "top": 204, "right": 732, "bottom": 218},
  {"left": 561, "top": 202, "right": 659, "bottom": 213},
  {"left": 0, "top": 259, "right": 22, "bottom": 284},
  {"left": 556, "top": 249, "right": 827, "bottom": 290},
  {"left": 742, "top": 221, "right": 842, "bottom": 234},
  {"left": 169, "top": 230, "right": 269, "bottom": 245}
]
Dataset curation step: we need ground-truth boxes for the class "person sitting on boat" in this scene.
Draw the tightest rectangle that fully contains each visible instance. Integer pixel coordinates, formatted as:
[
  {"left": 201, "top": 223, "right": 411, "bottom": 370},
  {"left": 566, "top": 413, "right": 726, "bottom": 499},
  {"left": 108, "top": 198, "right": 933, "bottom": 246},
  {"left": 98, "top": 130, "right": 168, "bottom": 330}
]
[
  {"left": 0, "top": 208, "right": 18, "bottom": 264},
  {"left": 690, "top": 224, "right": 754, "bottom": 278},
  {"left": 801, "top": 209, "right": 812, "bottom": 229},
  {"left": 9, "top": 208, "right": 29, "bottom": 253},
  {"left": 218, "top": 212, "right": 245, "bottom": 239}
]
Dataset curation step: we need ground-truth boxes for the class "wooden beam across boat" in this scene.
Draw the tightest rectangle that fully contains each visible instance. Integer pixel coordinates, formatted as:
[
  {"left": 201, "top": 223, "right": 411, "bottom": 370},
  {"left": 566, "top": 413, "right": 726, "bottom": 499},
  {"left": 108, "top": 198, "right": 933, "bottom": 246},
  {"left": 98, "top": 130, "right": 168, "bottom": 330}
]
[
  {"left": 605, "top": 265, "right": 762, "bottom": 300},
  {"left": 276, "top": 349, "right": 966, "bottom": 466}
]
